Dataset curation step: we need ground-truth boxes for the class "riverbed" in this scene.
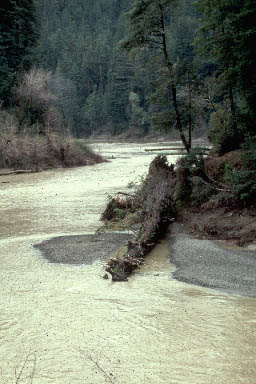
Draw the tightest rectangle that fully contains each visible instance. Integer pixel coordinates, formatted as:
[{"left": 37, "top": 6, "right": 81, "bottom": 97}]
[{"left": 0, "top": 142, "right": 256, "bottom": 384}]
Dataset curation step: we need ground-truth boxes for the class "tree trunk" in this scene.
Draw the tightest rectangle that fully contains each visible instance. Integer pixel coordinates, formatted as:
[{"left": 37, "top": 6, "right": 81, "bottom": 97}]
[
  {"left": 158, "top": 2, "right": 191, "bottom": 153},
  {"left": 229, "top": 86, "right": 238, "bottom": 132},
  {"left": 105, "top": 156, "right": 176, "bottom": 281}
]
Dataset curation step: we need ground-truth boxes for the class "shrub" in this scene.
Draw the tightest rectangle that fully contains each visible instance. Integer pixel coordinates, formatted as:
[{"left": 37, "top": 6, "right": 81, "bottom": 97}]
[
  {"left": 0, "top": 133, "right": 102, "bottom": 170},
  {"left": 225, "top": 136, "right": 256, "bottom": 206},
  {"left": 208, "top": 106, "right": 243, "bottom": 154},
  {"left": 101, "top": 194, "right": 136, "bottom": 222},
  {"left": 16, "top": 68, "right": 61, "bottom": 133},
  {"left": 174, "top": 148, "right": 216, "bottom": 206},
  {"left": 181, "top": 147, "right": 205, "bottom": 174},
  {"left": 190, "top": 176, "right": 216, "bottom": 206}
]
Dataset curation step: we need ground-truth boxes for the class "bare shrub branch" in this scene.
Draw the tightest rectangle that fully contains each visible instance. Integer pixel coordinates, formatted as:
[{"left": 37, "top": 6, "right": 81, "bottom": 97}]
[{"left": 16, "top": 67, "right": 60, "bottom": 133}]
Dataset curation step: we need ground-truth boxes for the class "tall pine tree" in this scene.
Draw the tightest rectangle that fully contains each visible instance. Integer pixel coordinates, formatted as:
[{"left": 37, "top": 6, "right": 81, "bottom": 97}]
[
  {"left": 122, "top": 0, "right": 194, "bottom": 151},
  {"left": 196, "top": 0, "right": 256, "bottom": 143}
]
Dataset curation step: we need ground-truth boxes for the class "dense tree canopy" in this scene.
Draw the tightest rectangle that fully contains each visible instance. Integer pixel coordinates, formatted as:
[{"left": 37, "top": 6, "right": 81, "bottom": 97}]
[
  {"left": 122, "top": 0, "right": 197, "bottom": 151},
  {"left": 0, "top": 0, "right": 38, "bottom": 104},
  {"left": 0, "top": 0, "right": 255, "bottom": 149},
  {"left": 33, "top": 0, "right": 200, "bottom": 138},
  {"left": 196, "top": 0, "right": 256, "bottom": 150}
]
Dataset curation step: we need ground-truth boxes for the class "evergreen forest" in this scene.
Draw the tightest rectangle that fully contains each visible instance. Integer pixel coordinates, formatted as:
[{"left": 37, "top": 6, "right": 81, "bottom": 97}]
[{"left": 0, "top": 0, "right": 255, "bottom": 150}]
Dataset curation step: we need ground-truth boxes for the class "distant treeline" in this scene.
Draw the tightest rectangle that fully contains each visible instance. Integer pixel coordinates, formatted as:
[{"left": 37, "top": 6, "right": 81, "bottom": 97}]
[
  {"left": 0, "top": 0, "right": 255, "bottom": 150},
  {"left": 34, "top": 0, "right": 203, "bottom": 137}
]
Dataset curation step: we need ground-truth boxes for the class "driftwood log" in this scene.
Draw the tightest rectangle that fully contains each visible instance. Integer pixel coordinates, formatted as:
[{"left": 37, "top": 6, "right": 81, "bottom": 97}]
[
  {"left": 145, "top": 147, "right": 210, "bottom": 152},
  {"left": 105, "top": 155, "right": 176, "bottom": 281},
  {"left": 0, "top": 169, "right": 35, "bottom": 176}
]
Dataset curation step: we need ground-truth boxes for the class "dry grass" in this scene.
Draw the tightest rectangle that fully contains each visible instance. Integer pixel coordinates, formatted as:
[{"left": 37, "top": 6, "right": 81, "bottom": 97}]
[
  {"left": 0, "top": 77, "right": 103, "bottom": 171},
  {"left": 0, "top": 132, "right": 103, "bottom": 170}
]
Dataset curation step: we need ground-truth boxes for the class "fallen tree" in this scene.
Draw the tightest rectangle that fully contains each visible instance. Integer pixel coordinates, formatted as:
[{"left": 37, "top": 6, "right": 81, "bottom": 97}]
[{"left": 105, "top": 156, "right": 177, "bottom": 281}]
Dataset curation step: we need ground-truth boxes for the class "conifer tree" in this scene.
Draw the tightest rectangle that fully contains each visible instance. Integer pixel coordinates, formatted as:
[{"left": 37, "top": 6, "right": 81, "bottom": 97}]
[
  {"left": 0, "top": 0, "right": 38, "bottom": 104},
  {"left": 196, "top": 0, "right": 256, "bottom": 139},
  {"left": 122, "top": 0, "right": 192, "bottom": 151}
]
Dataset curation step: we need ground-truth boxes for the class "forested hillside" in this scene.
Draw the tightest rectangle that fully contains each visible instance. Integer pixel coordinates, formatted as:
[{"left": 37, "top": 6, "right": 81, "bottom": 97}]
[
  {"left": 34, "top": 0, "right": 132, "bottom": 136},
  {"left": 34, "top": 0, "right": 201, "bottom": 137},
  {"left": 0, "top": 0, "right": 255, "bottom": 147}
]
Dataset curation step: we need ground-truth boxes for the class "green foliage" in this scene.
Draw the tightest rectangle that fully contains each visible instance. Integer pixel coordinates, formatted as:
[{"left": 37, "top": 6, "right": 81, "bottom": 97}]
[
  {"left": 34, "top": 0, "right": 135, "bottom": 135},
  {"left": 190, "top": 176, "right": 216, "bottom": 206},
  {"left": 181, "top": 147, "right": 205, "bottom": 174},
  {"left": 121, "top": 0, "right": 201, "bottom": 150},
  {"left": 0, "top": 0, "right": 38, "bottom": 104},
  {"left": 105, "top": 52, "right": 133, "bottom": 128},
  {"left": 208, "top": 104, "right": 243, "bottom": 154},
  {"left": 6, "top": 0, "right": 253, "bottom": 145},
  {"left": 174, "top": 147, "right": 217, "bottom": 206},
  {"left": 121, "top": 0, "right": 176, "bottom": 51},
  {"left": 18, "top": 0, "right": 200, "bottom": 140},
  {"left": 195, "top": 0, "right": 256, "bottom": 132},
  {"left": 128, "top": 91, "right": 149, "bottom": 130},
  {"left": 33, "top": 0, "right": 200, "bottom": 138},
  {"left": 225, "top": 136, "right": 256, "bottom": 206},
  {"left": 83, "top": 87, "right": 106, "bottom": 135}
]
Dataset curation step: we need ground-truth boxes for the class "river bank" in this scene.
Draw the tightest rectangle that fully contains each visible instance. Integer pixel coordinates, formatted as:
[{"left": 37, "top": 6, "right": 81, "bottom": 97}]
[
  {"left": 99, "top": 146, "right": 256, "bottom": 286},
  {"left": 178, "top": 206, "right": 256, "bottom": 249},
  {"left": 169, "top": 223, "right": 256, "bottom": 297},
  {"left": 87, "top": 132, "right": 209, "bottom": 145},
  {"left": 0, "top": 134, "right": 103, "bottom": 172}
]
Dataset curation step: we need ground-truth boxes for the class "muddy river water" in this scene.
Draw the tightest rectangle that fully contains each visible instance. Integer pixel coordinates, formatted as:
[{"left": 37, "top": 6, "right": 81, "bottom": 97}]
[{"left": 0, "top": 142, "right": 256, "bottom": 384}]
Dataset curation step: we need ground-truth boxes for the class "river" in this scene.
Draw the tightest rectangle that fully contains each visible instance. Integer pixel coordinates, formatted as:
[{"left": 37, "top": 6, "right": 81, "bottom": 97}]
[{"left": 0, "top": 142, "right": 255, "bottom": 384}]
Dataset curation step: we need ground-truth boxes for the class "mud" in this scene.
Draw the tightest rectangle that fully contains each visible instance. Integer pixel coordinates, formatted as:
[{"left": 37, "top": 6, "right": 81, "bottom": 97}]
[{"left": 179, "top": 206, "right": 256, "bottom": 248}]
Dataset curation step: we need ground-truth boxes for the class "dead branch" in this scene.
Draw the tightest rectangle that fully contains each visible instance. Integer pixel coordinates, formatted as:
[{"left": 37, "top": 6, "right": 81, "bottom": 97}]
[
  {"left": 15, "top": 350, "right": 36, "bottom": 384},
  {"left": 116, "top": 192, "right": 135, "bottom": 197},
  {"left": 88, "top": 355, "right": 116, "bottom": 384}
]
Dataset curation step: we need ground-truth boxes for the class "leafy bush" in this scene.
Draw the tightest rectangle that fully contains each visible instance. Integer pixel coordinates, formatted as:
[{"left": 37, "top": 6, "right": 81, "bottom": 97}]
[
  {"left": 174, "top": 146, "right": 225, "bottom": 207},
  {"left": 208, "top": 106, "right": 242, "bottom": 154},
  {"left": 225, "top": 136, "right": 256, "bottom": 206},
  {"left": 181, "top": 147, "right": 205, "bottom": 174},
  {"left": 101, "top": 194, "right": 137, "bottom": 222},
  {"left": 174, "top": 148, "right": 215, "bottom": 206}
]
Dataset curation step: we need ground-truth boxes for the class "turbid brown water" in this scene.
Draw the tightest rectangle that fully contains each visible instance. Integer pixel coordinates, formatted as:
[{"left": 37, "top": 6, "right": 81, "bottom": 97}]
[{"left": 0, "top": 142, "right": 256, "bottom": 384}]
